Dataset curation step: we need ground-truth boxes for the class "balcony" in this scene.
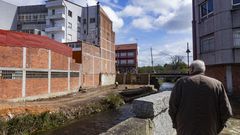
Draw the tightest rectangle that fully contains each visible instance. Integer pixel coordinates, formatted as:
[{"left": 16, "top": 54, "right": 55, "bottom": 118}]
[
  {"left": 46, "top": 0, "right": 64, "bottom": 8},
  {"left": 45, "top": 26, "right": 65, "bottom": 32},
  {"left": 46, "top": 13, "right": 65, "bottom": 20}
]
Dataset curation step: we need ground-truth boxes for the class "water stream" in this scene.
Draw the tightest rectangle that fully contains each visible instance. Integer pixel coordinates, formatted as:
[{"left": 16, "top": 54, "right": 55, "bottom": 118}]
[{"left": 44, "top": 103, "right": 134, "bottom": 135}]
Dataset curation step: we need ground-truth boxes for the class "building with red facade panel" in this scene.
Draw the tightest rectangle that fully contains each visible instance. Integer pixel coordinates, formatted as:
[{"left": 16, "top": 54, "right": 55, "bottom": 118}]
[
  {"left": 0, "top": 30, "right": 80, "bottom": 100},
  {"left": 115, "top": 43, "right": 138, "bottom": 73}
]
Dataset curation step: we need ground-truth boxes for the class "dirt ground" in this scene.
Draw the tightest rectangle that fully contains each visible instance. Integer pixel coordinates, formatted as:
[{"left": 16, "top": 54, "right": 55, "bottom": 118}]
[{"left": 0, "top": 85, "right": 146, "bottom": 118}]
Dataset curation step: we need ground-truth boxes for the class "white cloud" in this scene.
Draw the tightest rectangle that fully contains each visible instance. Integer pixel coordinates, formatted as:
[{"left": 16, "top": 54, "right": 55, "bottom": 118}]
[
  {"left": 119, "top": 5, "right": 144, "bottom": 17},
  {"left": 102, "top": 6, "right": 124, "bottom": 32},
  {"left": 120, "top": 0, "right": 192, "bottom": 32},
  {"left": 132, "top": 16, "right": 154, "bottom": 30},
  {"left": 73, "top": 0, "right": 97, "bottom": 6},
  {"left": 138, "top": 39, "right": 193, "bottom": 67}
]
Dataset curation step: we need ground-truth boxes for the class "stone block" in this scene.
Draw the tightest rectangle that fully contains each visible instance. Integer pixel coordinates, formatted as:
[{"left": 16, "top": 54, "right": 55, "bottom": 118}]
[
  {"left": 132, "top": 92, "right": 171, "bottom": 118},
  {"left": 100, "top": 117, "right": 153, "bottom": 135}
]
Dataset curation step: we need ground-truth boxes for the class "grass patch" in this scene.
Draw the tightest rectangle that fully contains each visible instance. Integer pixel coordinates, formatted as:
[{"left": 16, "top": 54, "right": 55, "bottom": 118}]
[{"left": 103, "top": 93, "right": 125, "bottom": 109}]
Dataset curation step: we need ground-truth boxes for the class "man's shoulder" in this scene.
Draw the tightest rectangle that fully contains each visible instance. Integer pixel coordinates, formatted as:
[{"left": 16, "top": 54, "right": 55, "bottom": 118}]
[
  {"left": 181, "top": 74, "right": 222, "bottom": 84},
  {"left": 200, "top": 75, "right": 222, "bottom": 83}
]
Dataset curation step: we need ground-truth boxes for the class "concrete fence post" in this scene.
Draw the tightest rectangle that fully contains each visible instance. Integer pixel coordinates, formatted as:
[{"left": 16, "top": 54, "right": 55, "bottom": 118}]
[
  {"left": 48, "top": 50, "right": 51, "bottom": 94},
  {"left": 123, "top": 73, "right": 126, "bottom": 84},
  {"left": 68, "top": 57, "right": 71, "bottom": 91},
  {"left": 22, "top": 47, "right": 26, "bottom": 98},
  {"left": 79, "top": 64, "right": 82, "bottom": 87},
  {"left": 148, "top": 73, "right": 151, "bottom": 85}
]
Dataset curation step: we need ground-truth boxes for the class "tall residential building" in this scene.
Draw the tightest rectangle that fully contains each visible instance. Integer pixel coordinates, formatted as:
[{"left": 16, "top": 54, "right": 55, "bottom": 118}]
[
  {"left": 0, "top": 0, "right": 18, "bottom": 30},
  {"left": 17, "top": 5, "right": 48, "bottom": 35},
  {"left": 192, "top": 0, "right": 240, "bottom": 96},
  {"left": 0, "top": 0, "right": 102, "bottom": 45},
  {"left": 115, "top": 43, "right": 138, "bottom": 73}
]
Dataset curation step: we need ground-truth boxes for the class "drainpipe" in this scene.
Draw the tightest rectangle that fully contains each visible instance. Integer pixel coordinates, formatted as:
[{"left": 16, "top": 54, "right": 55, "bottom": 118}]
[
  {"left": 192, "top": 0, "right": 197, "bottom": 60},
  {"left": 97, "top": 2, "right": 100, "bottom": 46},
  {"left": 87, "top": 4, "right": 89, "bottom": 36}
]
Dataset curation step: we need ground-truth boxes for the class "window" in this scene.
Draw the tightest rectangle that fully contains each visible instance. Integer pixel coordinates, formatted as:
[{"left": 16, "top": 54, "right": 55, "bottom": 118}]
[
  {"left": 128, "top": 59, "right": 134, "bottom": 64},
  {"left": 83, "top": 19, "right": 87, "bottom": 24},
  {"left": 120, "top": 52, "right": 127, "bottom": 57},
  {"left": 33, "top": 15, "right": 38, "bottom": 20},
  {"left": 77, "top": 26, "right": 81, "bottom": 32},
  {"left": 128, "top": 52, "right": 134, "bottom": 57},
  {"left": 68, "top": 10, "right": 72, "bottom": 17},
  {"left": 120, "top": 60, "right": 127, "bottom": 64},
  {"left": 233, "top": 29, "right": 240, "bottom": 47},
  {"left": 52, "top": 9, "right": 55, "bottom": 15},
  {"left": 233, "top": 0, "right": 240, "bottom": 5},
  {"left": 90, "top": 18, "right": 95, "bottom": 23},
  {"left": 51, "top": 34, "right": 55, "bottom": 39},
  {"left": 67, "top": 34, "right": 72, "bottom": 41},
  {"left": 68, "top": 22, "right": 72, "bottom": 29},
  {"left": 200, "top": 0, "right": 213, "bottom": 18},
  {"left": 78, "top": 16, "right": 81, "bottom": 22},
  {"left": 200, "top": 36, "right": 214, "bottom": 53}
]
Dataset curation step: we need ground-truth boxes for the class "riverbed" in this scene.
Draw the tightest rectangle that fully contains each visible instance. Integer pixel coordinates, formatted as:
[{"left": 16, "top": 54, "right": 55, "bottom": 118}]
[{"left": 43, "top": 104, "right": 134, "bottom": 135}]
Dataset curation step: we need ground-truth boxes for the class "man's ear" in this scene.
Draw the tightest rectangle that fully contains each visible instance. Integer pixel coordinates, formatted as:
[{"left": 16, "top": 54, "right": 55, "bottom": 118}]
[{"left": 189, "top": 66, "right": 194, "bottom": 74}]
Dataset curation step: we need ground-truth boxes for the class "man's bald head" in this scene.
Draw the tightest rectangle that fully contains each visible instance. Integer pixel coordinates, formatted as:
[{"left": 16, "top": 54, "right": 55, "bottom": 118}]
[{"left": 190, "top": 60, "right": 206, "bottom": 75}]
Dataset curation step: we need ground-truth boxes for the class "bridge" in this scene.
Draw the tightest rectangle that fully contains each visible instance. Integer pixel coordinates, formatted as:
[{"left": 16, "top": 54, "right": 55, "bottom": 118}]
[
  {"left": 150, "top": 73, "right": 188, "bottom": 78},
  {"left": 116, "top": 73, "right": 188, "bottom": 90}
]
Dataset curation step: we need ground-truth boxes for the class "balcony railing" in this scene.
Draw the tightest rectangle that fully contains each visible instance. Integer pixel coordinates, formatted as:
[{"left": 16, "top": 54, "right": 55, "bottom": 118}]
[
  {"left": 46, "top": 13, "right": 65, "bottom": 20},
  {"left": 45, "top": 26, "right": 65, "bottom": 32},
  {"left": 46, "top": 0, "right": 64, "bottom": 8}
]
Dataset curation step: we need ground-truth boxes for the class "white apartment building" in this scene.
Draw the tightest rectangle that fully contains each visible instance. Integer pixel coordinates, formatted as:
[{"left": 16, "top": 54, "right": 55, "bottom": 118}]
[
  {"left": 0, "top": 0, "right": 100, "bottom": 45},
  {"left": 46, "top": 0, "right": 100, "bottom": 44}
]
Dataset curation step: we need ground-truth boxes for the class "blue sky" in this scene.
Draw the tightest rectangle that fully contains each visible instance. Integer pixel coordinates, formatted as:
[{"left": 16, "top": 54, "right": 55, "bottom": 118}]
[{"left": 4, "top": 0, "right": 193, "bottom": 67}]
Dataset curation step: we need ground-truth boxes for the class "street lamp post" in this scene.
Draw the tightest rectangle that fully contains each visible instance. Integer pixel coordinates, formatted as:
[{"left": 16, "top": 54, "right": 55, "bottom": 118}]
[{"left": 186, "top": 43, "right": 191, "bottom": 74}]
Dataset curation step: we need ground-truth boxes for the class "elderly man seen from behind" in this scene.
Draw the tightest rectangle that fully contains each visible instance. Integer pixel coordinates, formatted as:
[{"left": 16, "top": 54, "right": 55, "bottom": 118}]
[{"left": 169, "top": 60, "right": 232, "bottom": 135}]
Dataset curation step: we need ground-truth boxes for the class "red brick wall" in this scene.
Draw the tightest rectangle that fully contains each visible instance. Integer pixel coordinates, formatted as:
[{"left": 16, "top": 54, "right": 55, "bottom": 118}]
[
  {"left": 205, "top": 65, "right": 227, "bottom": 89},
  {"left": 26, "top": 79, "right": 48, "bottom": 96},
  {"left": 0, "top": 80, "right": 22, "bottom": 99},
  {"left": 51, "top": 78, "right": 68, "bottom": 93},
  {"left": 51, "top": 51, "right": 68, "bottom": 70},
  {"left": 70, "top": 59, "right": 80, "bottom": 71},
  {"left": 0, "top": 46, "right": 22, "bottom": 68},
  {"left": 83, "top": 74, "right": 94, "bottom": 87},
  {"left": 100, "top": 9, "right": 116, "bottom": 74},
  {"left": 70, "top": 77, "right": 79, "bottom": 90},
  {"left": 26, "top": 48, "right": 48, "bottom": 69},
  {"left": 232, "top": 65, "right": 240, "bottom": 96}
]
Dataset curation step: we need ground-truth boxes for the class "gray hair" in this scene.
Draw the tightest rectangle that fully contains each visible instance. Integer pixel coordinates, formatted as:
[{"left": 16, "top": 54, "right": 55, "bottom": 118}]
[{"left": 190, "top": 60, "right": 206, "bottom": 74}]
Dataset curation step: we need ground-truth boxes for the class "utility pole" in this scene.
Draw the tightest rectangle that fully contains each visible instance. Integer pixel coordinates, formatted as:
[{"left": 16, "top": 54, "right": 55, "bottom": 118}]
[
  {"left": 186, "top": 42, "right": 191, "bottom": 74},
  {"left": 150, "top": 47, "right": 154, "bottom": 73}
]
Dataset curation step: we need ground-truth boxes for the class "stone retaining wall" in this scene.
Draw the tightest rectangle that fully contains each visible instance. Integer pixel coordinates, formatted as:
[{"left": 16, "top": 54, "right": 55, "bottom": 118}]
[{"left": 101, "top": 92, "right": 175, "bottom": 135}]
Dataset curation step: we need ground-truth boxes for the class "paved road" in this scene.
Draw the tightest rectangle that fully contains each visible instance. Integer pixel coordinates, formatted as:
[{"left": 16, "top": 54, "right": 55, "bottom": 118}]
[{"left": 221, "top": 98, "right": 240, "bottom": 135}]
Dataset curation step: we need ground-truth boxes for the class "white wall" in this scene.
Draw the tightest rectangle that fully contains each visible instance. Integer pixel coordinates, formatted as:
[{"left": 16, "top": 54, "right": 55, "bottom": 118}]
[
  {"left": 0, "top": 0, "right": 17, "bottom": 30},
  {"left": 65, "top": 0, "right": 83, "bottom": 42}
]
